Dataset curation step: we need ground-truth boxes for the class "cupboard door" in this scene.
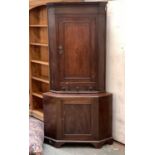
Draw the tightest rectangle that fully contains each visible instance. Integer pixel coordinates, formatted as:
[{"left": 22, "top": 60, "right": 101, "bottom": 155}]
[
  {"left": 57, "top": 16, "right": 98, "bottom": 91},
  {"left": 60, "top": 98, "right": 98, "bottom": 140}
]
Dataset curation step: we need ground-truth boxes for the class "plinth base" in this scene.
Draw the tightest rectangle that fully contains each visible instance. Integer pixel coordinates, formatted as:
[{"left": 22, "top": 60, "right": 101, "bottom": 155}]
[{"left": 44, "top": 136, "right": 113, "bottom": 148}]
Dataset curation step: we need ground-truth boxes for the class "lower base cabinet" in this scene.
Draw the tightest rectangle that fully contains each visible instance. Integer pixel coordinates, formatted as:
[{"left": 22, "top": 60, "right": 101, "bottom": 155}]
[{"left": 43, "top": 92, "right": 113, "bottom": 148}]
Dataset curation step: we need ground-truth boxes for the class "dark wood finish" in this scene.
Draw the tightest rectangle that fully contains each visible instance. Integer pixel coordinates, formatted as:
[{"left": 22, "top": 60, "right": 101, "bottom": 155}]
[
  {"left": 43, "top": 92, "right": 112, "bottom": 148},
  {"left": 58, "top": 16, "right": 97, "bottom": 91},
  {"left": 47, "top": 2, "right": 107, "bottom": 92},
  {"left": 43, "top": 2, "right": 112, "bottom": 148},
  {"left": 63, "top": 101, "right": 92, "bottom": 134}
]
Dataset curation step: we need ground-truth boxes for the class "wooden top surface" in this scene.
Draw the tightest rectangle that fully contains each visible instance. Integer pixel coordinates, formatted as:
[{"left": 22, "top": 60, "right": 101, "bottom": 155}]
[
  {"left": 29, "top": 0, "right": 108, "bottom": 10},
  {"left": 43, "top": 91, "right": 112, "bottom": 98},
  {"left": 29, "top": 0, "right": 63, "bottom": 10},
  {"left": 46, "top": 1, "right": 107, "bottom": 6}
]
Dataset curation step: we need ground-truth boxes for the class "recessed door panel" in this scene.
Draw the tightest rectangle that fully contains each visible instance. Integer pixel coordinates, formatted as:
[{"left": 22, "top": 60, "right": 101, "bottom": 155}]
[
  {"left": 64, "top": 104, "right": 91, "bottom": 134},
  {"left": 61, "top": 98, "right": 97, "bottom": 140},
  {"left": 64, "top": 22, "right": 90, "bottom": 79}
]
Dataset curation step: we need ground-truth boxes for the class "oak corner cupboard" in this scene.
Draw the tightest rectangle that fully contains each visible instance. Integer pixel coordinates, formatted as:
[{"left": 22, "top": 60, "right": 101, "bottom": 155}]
[{"left": 43, "top": 2, "right": 113, "bottom": 148}]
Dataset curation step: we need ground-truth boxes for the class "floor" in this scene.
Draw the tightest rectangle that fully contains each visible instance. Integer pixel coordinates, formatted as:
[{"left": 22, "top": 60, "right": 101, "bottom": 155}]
[{"left": 43, "top": 142, "right": 125, "bottom": 155}]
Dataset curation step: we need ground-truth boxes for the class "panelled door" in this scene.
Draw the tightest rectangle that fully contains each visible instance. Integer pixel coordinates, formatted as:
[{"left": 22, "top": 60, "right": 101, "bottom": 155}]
[
  {"left": 56, "top": 15, "right": 98, "bottom": 91},
  {"left": 60, "top": 98, "right": 98, "bottom": 140}
]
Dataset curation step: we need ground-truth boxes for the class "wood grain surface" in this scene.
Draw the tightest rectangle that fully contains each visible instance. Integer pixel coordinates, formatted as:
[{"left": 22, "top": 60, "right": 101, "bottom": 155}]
[{"left": 29, "top": 0, "right": 84, "bottom": 10}]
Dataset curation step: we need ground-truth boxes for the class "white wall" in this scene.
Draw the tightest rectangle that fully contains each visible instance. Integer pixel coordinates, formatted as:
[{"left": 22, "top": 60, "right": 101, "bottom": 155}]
[
  {"left": 106, "top": 0, "right": 125, "bottom": 144},
  {"left": 85, "top": 0, "right": 125, "bottom": 144}
]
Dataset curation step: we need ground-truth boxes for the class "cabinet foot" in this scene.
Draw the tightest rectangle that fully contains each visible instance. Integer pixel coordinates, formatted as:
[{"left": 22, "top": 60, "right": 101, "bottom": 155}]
[
  {"left": 107, "top": 138, "right": 113, "bottom": 145},
  {"left": 91, "top": 138, "right": 113, "bottom": 148},
  {"left": 92, "top": 143, "right": 103, "bottom": 149},
  {"left": 53, "top": 142, "right": 65, "bottom": 148},
  {"left": 44, "top": 138, "right": 64, "bottom": 148}
]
